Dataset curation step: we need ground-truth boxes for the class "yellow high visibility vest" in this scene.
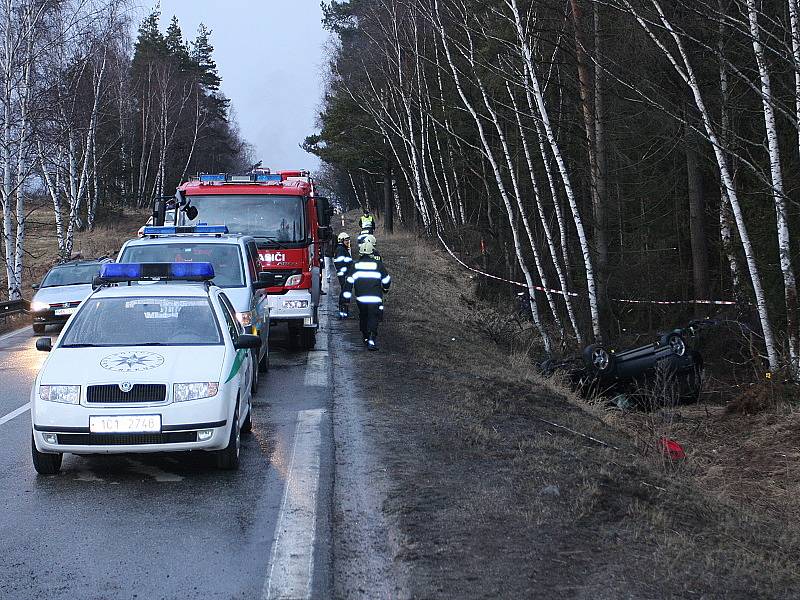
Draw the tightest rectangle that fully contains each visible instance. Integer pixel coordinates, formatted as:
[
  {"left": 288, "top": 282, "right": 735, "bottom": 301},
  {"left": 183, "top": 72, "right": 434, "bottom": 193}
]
[{"left": 359, "top": 215, "right": 374, "bottom": 228}]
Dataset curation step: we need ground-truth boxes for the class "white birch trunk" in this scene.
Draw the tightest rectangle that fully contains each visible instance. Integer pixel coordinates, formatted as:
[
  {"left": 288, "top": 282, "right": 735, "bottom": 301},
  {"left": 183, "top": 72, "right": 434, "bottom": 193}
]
[
  {"left": 435, "top": 0, "right": 552, "bottom": 352},
  {"left": 507, "top": 0, "right": 601, "bottom": 340},
  {"left": 623, "top": 0, "right": 779, "bottom": 370},
  {"left": 746, "top": 0, "right": 798, "bottom": 373}
]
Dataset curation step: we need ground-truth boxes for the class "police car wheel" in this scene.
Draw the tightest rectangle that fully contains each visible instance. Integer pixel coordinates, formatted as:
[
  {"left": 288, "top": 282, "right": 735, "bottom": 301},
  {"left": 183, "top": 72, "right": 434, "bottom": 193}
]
[
  {"left": 250, "top": 353, "right": 259, "bottom": 393},
  {"left": 216, "top": 406, "right": 241, "bottom": 470},
  {"left": 242, "top": 397, "right": 253, "bottom": 434},
  {"left": 31, "top": 434, "right": 62, "bottom": 475}
]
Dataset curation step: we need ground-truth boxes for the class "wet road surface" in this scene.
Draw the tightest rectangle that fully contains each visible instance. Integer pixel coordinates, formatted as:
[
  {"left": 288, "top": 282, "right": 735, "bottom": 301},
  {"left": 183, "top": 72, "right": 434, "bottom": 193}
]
[{"left": 0, "top": 297, "right": 336, "bottom": 599}]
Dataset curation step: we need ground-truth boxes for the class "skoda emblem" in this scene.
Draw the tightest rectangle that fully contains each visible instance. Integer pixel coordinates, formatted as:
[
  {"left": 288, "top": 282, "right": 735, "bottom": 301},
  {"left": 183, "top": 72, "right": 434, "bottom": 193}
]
[{"left": 118, "top": 381, "right": 133, "bottom": 393}]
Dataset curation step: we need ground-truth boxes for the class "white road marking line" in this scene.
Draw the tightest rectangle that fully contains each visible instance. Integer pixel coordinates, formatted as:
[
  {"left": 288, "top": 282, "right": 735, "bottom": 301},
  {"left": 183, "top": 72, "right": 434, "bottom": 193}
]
[
  {"left": 263, "top": 408, "right": 324, "bottom": 600},
  {"left": 0, "top": 402, "right": 30, "bottom": 427},
  {"left": 303, "top": 352, "right": 329, "bottom": 387},
  {"left": 0, "top": 326, "right": 27, "bottom": 345}
]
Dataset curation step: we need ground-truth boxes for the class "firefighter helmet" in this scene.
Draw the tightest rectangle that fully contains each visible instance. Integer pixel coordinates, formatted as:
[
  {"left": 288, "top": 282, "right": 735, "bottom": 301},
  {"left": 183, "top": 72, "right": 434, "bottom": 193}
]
[
  {"left": 358, "top": 238, "right": 375, "bottom": 256},
  {"left": 337, "top": 232, "right": 350, "bottom": 242}
]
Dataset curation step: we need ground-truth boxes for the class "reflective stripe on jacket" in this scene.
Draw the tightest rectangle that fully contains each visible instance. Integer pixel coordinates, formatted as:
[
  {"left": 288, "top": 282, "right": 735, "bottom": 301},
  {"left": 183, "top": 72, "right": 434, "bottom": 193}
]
[
  {"left": 343, "top": 254, "right": 391, "bottom": 304},
  {"left": 333, "top": 243, "right": 353, "bottom": 277}
]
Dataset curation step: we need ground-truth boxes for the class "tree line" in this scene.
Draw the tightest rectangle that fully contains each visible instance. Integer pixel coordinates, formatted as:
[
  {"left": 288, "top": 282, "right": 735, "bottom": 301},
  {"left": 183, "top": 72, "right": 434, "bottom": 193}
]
[
  {"left": 307, "top": 0, "right": 800, "bottom": 375},
  {"left": 0, "top": 1, "right": 251, "bottom": 300}
]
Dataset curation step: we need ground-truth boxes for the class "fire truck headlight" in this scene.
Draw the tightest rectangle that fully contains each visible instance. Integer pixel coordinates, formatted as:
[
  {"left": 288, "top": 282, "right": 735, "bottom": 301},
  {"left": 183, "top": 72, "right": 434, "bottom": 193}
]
[
  {"left": 283, "top": 300, "right": 309, "bottom": 309},
  {"left": 285, "top": 274, "right": 302, "bottom": 287}
]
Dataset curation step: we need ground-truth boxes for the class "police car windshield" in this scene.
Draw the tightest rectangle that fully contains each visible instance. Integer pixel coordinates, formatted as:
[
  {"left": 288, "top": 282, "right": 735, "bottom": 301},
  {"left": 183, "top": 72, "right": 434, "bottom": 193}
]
[
  {"left": 119, "top": 244, "right": 245, "bottom": 288},
  {"left": 60, "top": 297, "right": 223, "bottom": 347},
  {"left": 186, "top": 195, "right": 305, "bottom": 243},
  {"left": 41, "top": 263, "right": 102, "bottom": 288}
]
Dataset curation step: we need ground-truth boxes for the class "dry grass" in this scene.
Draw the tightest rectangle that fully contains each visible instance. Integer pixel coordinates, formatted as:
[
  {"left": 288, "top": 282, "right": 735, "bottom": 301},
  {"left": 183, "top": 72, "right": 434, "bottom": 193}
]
[{"left": 351, "top": 214, "right": 800, "bottom": 597}]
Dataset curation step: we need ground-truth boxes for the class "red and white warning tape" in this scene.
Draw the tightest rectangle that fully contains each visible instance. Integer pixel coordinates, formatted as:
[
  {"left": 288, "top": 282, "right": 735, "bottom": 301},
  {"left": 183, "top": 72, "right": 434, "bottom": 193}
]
[{"left": 436, "top": 233, "right": 737, "bottom": 307}]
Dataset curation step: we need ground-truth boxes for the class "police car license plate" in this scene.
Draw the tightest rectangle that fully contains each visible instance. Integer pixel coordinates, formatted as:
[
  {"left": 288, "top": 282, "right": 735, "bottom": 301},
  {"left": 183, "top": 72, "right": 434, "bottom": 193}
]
[
  {"left": 89, "top": 415, "right": 161, "bottom": 433},
  {"left": 54, "top": 307, "right": 77, "bottom": 316}
]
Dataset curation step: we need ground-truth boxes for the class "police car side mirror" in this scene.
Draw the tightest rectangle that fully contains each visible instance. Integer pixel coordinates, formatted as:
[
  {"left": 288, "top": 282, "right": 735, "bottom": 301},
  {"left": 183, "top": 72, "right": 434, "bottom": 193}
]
[
  {"left": 234, "top": 334, "right": 261, "bottom": 350},
  {"left": 36, "top": 337, "right": 52, "bottom": 352},
  {"left": 31, "top": 283, "right": 39, "bottom": 290}
]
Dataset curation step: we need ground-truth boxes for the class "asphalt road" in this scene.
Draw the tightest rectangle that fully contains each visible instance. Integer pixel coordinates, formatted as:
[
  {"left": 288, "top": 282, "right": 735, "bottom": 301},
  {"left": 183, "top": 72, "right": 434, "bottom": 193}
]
[{"left": 0, "top": 294, "right": 337, "bottom": 599}]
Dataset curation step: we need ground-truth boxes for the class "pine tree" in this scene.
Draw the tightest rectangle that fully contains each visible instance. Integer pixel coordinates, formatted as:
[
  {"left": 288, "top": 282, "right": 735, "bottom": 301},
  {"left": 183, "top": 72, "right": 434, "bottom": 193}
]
[{"left": 191, "top": 24, "right": 221, "bottom": 91}]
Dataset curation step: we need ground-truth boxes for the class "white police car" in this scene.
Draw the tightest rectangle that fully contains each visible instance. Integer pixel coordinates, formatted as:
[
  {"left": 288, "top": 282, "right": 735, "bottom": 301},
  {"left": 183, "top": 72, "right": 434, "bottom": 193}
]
[
  {"left": 117, "top": 225, "right": 270, "bottom": 391},
  {"left": 30, "top": 262, "right": 260, "bottom": 474}
]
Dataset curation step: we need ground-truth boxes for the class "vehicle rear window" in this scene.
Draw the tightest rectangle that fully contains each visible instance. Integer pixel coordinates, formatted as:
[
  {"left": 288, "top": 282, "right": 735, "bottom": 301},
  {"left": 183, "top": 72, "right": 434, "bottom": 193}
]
[
  {"left": 41, "top": 263, "right": 102, "bottom": 287},
  {"left": 119, "top": 243, "right": 245, "bottom": 287},
  {"left": 60, "top": 297, "right": 222, "bottom": 347}
]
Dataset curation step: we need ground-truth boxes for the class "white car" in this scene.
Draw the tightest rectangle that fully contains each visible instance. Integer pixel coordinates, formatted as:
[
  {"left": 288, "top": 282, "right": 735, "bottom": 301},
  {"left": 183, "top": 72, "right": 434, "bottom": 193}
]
[
  {"left": 30, "top": 262, "right": 260, "bottom": 474},
  {"left": 117, "top": 225, "right": 271, "bottom": 390}
]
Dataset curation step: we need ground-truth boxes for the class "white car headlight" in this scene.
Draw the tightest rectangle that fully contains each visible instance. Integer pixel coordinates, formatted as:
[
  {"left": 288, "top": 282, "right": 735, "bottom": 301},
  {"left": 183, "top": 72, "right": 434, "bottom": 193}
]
[
  {"left": 30, "top": 301, "right": 49, "bottom": 312},
  {"left": 39, "top": 385, "right": 80, "bottom": 404},
  {"left": 236, "top": 311, "right": 253, "bottom": 327},
  {"left": 174, "top": 382, "right": 219, "bottom": 402}
]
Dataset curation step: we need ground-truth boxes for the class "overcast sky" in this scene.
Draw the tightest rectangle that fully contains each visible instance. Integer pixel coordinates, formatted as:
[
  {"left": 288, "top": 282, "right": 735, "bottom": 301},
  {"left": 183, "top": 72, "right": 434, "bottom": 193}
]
[{"left": 155, "top": 0, "right": 329, "bottom": 172}]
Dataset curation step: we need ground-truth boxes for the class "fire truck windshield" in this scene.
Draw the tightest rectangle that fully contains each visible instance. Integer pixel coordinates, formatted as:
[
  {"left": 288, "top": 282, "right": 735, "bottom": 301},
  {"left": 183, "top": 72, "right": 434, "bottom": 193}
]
[{"left": 186, "top": 194, "right": 306, "bottom": 243}]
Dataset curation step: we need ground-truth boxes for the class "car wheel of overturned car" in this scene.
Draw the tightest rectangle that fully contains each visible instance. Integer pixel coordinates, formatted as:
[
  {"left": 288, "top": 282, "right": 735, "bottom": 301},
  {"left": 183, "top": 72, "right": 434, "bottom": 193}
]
[
  {"left": 583, "top": 343, "right": 614, "bottom": 374},
  {"left": 31, "top": 434, "right": 62, "bottom": 475},
  {"left": 216, "top": 405, "right": 241, "bottom": 470},
  {"left": 662, "top": 332, "right": 686, "bottom": 357}
]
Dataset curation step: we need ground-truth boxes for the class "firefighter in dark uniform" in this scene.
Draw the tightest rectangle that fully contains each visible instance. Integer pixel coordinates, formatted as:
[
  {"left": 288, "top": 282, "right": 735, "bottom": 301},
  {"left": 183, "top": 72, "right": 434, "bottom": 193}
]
[
  {"left": 358, "top": 208, "right": 375, "bottom": 234},
  {"left": 333, "top": 232, "right": 353, "bottom": 319},
  {"left": 343, "top": 237, "right": 390, "bottom": 350}
]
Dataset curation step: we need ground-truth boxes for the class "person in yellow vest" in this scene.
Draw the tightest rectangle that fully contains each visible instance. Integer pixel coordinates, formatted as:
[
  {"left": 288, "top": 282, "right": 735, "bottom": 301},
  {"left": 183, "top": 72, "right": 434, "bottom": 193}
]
[{"left": 358, "top": 208, "right": 375, "bottom": 234}]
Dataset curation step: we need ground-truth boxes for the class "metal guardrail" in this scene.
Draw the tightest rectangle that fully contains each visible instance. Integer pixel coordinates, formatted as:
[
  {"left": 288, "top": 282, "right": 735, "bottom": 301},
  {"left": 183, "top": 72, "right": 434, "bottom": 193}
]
[{"left": 0, "top": 299, "right": 29, "bottom": 320}]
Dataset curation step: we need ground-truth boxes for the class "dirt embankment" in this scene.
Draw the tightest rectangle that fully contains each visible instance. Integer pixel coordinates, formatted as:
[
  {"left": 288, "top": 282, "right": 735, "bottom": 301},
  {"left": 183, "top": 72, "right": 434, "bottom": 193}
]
[{"left": 336, "top": 219, "right": 800, "bottom": 598}]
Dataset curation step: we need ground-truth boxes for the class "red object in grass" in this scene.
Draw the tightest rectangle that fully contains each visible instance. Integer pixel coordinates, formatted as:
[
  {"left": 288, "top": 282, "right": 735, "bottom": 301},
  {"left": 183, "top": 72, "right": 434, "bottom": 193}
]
[{"left": 658, "top": 437, "right": 686, "bottom": 460}]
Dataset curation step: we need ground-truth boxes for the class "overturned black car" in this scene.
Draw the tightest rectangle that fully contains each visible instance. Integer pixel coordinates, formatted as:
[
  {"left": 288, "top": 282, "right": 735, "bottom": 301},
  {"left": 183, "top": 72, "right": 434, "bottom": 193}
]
[{"left": 543, "top": 320, "right": 713, "bottom": 408}]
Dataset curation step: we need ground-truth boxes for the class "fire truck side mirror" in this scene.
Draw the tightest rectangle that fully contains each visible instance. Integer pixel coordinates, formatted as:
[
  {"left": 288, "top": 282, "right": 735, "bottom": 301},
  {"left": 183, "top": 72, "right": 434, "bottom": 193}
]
[
  {"left": 152, "top": 197, "right": 166, "bottom": 227},
  {"left": 317, "top": 226, "right": 332, "bottom": 242},
  {"left": 316, "top": 197, "right": 332, "bottom": 227}
]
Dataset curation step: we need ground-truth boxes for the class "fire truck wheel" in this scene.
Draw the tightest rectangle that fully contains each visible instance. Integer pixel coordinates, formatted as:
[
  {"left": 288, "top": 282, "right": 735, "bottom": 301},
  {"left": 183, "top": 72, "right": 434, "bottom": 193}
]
[
  {"left": 258, "top": 348, "right": 269, "bottom": 373},
  {"left": 300, "top": 328, "right": 316, "bottom": 350}
]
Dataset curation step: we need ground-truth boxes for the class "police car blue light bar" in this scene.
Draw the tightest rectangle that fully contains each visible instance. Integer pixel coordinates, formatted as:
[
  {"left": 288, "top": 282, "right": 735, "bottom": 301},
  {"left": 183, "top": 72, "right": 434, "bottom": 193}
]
[
  {"left": 98, "top": 262, "right": 216, "bottom": 283},
  {"left": 142, "top": 225, "right": 229, "bottom": 236},
  {"left": 255, "top": 173, "right": 281, "bottom": 182},
  {"left": 199, "top": 173, "right": 226, "bottom": 182}
]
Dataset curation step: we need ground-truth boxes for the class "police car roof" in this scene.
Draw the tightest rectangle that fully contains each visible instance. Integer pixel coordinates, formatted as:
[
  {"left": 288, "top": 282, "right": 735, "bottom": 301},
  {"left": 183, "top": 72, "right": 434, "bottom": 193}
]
[
  {"left": 125, "top": 233, "right": 253, "bottom": 246},
  {"left": 90, "top": 282, "right": 214, "bottom": 300}
]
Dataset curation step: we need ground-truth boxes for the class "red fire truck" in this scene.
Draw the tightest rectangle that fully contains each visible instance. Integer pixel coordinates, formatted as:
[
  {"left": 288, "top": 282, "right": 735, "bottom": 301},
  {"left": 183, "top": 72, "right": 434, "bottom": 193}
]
[{"left": 172, "top": 169, "right": 332, "bottom": 350}]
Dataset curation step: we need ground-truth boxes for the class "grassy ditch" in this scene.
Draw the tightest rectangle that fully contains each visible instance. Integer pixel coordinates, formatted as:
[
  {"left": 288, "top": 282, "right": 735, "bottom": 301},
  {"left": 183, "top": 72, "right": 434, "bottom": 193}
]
[{"left": 346, "top": 216, "right": 800, "bottom": 598}]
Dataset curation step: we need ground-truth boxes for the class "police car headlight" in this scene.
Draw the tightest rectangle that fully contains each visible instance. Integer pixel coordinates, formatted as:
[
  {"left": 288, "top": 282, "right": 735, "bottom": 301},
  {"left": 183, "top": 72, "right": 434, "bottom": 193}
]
[
  {"left": 173, "top": 382, "right": 219, "bottom": 402},
  {"left": 236, "top": 311, "right": 253, "bottom": 327},
  {"left": 39, "top": 385, "right": 80, "bottom": 404},
  {"left": 285, "top": 274, "right": 302, "bottom": 287},
  {"left": 30, "top": 301, "right": 49, "bottom": 312},
  {"left": 283, "top": 300, "right": 309, "bottom": 309}
]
